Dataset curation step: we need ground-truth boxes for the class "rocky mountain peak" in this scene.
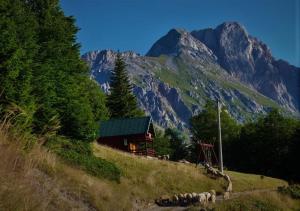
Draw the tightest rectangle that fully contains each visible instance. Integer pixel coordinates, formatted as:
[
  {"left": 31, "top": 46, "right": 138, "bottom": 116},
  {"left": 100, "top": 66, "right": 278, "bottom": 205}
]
[
  {"left": 146, "top": 28, "right": 216, "bottom": 61},
  {"left": 191, "top": 22, "right": 300, "bottom": 111},
  {"left": 82, "top": 22, "right": 300, "bottom": 130},
  {"left": 215, "top": 22, "right": 248, "bottom": 36}
]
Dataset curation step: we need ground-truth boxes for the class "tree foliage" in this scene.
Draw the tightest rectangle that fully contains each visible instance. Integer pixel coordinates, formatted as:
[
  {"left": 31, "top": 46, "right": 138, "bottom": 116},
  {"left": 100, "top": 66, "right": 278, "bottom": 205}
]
[
  {"left": 154, "top": 127, "right": 189, "bottom": 161},
  {"left": 230, "top": 109, "right": 300, "bottom": 181},
  {"left": 0, "top": 0, "right": 108, "bottom": 141},
  {"left": 190, "top": 103, "right": 300, "bottom": 182},
  {"left": 190, "top": 100, "right": 240, "bottom": 163},
  {"left": 106, "top": 54, "right": 143, "bottom": 118}
]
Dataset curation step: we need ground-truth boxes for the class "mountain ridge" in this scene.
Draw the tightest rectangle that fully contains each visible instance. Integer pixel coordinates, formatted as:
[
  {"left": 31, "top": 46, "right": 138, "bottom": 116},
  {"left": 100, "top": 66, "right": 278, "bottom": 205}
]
[{"left": 82, "top": 22, "right": 299, "bottom": 130}]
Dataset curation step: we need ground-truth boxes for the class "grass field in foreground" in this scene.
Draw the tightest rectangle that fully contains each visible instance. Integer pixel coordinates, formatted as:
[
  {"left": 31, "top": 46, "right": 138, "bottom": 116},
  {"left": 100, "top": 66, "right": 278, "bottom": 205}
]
[
  {"left": 91, "top": 143, "right": 287, "bottom": 208},
  {"left": 0, "top": 124, "right": 291, "bottom": 211}
]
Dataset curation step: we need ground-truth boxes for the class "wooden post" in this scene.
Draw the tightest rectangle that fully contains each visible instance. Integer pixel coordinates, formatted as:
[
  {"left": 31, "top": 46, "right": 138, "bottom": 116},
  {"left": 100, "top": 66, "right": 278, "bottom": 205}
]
[{"left": 217, "top": 100, "right": 224, "bottom": 173}]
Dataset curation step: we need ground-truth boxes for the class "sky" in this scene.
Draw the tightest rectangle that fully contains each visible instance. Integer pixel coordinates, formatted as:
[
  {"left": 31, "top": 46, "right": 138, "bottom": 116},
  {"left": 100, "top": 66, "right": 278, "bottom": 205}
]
[{"left": 61, "top": 0, "right": 300, "bottom": 67}]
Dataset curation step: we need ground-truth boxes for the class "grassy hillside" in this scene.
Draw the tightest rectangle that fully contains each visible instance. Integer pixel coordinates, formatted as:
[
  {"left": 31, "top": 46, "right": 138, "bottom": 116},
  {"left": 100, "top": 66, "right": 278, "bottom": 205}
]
[
  {"left": 212, "top": 191, "right": 300, "bottom": 211},
  {"left": 0, "top": 122, "right": 297, "bottom": 211},
  {"left": 92, "top": 144, "right": 289, "bottom": 209}
]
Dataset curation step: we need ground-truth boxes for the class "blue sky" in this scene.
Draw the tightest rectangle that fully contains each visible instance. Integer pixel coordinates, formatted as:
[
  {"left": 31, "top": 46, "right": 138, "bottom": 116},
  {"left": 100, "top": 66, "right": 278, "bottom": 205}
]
[{"left": 61, "top": 0, "right": 300, "bottom": 67}]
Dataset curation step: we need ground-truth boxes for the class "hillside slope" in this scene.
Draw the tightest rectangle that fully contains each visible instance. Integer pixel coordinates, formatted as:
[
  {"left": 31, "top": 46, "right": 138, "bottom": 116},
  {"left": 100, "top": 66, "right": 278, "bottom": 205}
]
[
  {"left": 0, "top": 123, "right": 291, "bottom": 210},
  {"left": 91, "top": 143, "right": 290, "bottom": 210}
]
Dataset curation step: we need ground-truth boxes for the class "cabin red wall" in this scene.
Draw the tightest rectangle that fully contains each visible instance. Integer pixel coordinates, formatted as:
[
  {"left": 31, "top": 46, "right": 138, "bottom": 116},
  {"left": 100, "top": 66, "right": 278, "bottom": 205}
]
[{"left": 97, "top": 133, "right": 153, "bottom": 152}]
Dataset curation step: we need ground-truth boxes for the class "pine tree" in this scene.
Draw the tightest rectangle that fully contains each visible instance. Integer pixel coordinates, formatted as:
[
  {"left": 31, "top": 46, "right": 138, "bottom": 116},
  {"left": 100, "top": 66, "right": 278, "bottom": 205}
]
[
  {"left": 0, "top": 0, "right": 109, "bottom": 141},
  {"left": 107, "top": 53, "right": 143, "bottom": 118},
  {"left": 0, "top": 0, "right": 38, "bottom": 129}
]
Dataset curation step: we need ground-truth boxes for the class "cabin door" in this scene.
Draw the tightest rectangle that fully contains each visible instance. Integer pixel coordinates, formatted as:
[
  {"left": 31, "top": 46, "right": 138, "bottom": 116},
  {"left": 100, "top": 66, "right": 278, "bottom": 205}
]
[{"left": 129, "top": 142, "right": 137, "bottom": 153}]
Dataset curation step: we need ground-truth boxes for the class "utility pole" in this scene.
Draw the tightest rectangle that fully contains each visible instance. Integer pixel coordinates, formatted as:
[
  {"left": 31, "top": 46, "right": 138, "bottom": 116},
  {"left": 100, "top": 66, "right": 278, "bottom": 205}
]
[{"left": 217, "top": 100, "right": 224, "bottom": 173}]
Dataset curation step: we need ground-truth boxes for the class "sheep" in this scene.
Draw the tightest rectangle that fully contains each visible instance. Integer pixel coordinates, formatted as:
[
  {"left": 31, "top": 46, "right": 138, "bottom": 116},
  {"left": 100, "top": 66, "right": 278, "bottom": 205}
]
[
  {"left": 209, "top": 189, "right": 216, "bottom": 196},
  {"left": 217, "top": 170, "right": 225, "bottom": 177},
  {"left": 224, "top": 175, "right": 231, "bottom": 182},
  {"left": 187, "top": 193, "right": 193, "bottom": 203},
  {"left": 198, "top": 193, "right": 207, "bottom": 205},
  {"left": 172, "top": 195, "right": 179, "bottom": 204},
  {"left": 203, "top": 192, "right": 211, "bottom": 202},
  {"left": 192, "top": 192, "right": 198, "bottom": 202},
  {"left": 226, "top": 181, "right": 233, "bottom": 192},
  {"left": 223, "top": 191, "right": 230, "bottom": 200},
  {"left": 211, "top": 194, "right": 216, "bottom": 203}
]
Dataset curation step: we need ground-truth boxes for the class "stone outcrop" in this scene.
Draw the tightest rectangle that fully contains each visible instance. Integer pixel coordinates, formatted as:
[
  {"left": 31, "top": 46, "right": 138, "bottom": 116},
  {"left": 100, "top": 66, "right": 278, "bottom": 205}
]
[{"left": 191, "top": 22, "right": 300, "bottom": 112}]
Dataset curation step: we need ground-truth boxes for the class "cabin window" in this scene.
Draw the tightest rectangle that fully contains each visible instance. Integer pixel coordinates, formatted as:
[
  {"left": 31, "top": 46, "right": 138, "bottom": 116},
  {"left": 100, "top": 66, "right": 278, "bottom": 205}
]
[{"left": 124, "top": 139, "right": 128, "bottom": 146}]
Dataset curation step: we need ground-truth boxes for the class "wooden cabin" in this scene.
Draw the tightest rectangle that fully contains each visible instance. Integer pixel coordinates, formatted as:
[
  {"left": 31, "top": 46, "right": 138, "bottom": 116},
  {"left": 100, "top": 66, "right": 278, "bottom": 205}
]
[{"left": 98, "top": 116, "right": 155, "bottom": 156}]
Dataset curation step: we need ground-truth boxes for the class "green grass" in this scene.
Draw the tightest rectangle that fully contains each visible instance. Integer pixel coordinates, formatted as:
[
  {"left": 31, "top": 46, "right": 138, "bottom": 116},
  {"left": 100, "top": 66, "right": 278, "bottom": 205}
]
[
  {"left": 153, "top": 61, "right": 202, "bottom": 107},
  {"left": 213, "top": 191, "right": 300, "bottom": 211},
  {"left": 0, "top": 121, "right": 292, "bottom": 211},
  {"left": 204, "top": 69, "right": 278, "bottom": 108},
  {"left": 222, "top": 80, "right": 278, "bottom": 107},
  {"left": 46, "top": 136, "right": 121, "bottom": 181},
  {"left": 152, "top": 56, "right": 279, "bottom": 116},
  {"left": 227, "top": 171, "right": 287, "bottom": 192},
  {"left": 90, "top": 143, "right": 287, "bottom": 209}
]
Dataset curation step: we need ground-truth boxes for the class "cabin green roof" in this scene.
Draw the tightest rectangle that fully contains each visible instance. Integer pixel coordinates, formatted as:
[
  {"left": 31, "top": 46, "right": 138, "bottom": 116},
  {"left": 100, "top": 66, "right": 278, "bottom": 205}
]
[{"left": 99, "top": 116, "right": 155, "bottom": 138}]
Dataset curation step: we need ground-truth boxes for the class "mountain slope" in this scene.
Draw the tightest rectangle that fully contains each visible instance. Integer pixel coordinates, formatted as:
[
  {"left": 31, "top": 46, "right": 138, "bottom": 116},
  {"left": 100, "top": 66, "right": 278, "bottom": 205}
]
[
  {"left": 82, "top": 22, "right": 299, "bottom": 129},
  {"left": 191, "top": 22, "right": 300, "bottom": 112}
]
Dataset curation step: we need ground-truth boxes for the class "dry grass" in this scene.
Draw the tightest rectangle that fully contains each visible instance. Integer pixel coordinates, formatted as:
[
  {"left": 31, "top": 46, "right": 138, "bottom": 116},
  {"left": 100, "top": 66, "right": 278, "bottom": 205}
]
[
  {"left": 90, "top": 143, "right": 288, "bottom": 209},
  {"left": 0, "top": 122, "right": 97, "bottom": 211},
  {"left": 214, "top": 191, "right": 300, "bottom": 211},
  {"left": 0, "top": 120, "right": 292, "bottom": 211}
]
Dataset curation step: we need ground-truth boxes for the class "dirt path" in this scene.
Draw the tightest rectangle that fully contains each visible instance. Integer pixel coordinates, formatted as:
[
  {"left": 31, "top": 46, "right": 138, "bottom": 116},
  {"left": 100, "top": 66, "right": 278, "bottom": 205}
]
[{"left": 140, "top": 188, "right": 277, "bottom": 211}]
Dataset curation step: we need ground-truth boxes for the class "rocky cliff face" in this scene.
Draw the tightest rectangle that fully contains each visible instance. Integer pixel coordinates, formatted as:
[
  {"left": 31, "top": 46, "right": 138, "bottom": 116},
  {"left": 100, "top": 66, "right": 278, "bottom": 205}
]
[
  {"left": 82, "top": 22, "right": 300, "bottom": 130},
  {"left": 191, "top": 22, "right": 300, "bottom": 111}
]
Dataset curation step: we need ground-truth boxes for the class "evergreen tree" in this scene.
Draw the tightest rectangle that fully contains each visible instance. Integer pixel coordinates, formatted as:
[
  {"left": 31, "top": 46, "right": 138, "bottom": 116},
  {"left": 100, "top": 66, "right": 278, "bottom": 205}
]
[
  {"left": 107, "top": 53, "right": 143, "bottom": 118},
  {"left": 0, "top": 0, "right": 38, "bottom": 129},
  {"left": 0, "top": 0, "right": 109, "bottom": 141},
  {"left": 165, "top": 128, "right": 189, "bottom": 161},
  {"left": 153, "top": 129, "right": 172, "bottom": 156}
]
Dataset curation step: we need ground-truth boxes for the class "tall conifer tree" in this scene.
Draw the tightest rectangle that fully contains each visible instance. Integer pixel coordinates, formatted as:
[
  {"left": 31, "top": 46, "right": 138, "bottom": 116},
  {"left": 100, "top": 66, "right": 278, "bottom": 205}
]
[
  {"left": 0, "top": 0, "right": 109, "bottom": 141},
  {"left": 107, "top": 54, "right": 142, "bottom": 118}
]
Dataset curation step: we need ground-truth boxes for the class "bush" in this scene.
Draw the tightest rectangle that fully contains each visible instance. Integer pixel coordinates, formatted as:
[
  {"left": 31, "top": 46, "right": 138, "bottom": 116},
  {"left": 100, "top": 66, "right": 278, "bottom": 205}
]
[
  {"left": 46, "top": 136, "right": 121, "bottom": 182},
  {"left": 278, "top": 185, "right": 300, "bottom": 199}
]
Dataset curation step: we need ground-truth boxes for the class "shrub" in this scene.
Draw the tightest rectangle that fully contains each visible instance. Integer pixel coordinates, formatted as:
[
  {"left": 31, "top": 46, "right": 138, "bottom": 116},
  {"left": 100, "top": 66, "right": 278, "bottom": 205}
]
[
  {"left": 278, "top": 185, "right": 300, "bottom": 199},
  {"left": 46, "top": 136, "right": 121, "bottom": 182}
]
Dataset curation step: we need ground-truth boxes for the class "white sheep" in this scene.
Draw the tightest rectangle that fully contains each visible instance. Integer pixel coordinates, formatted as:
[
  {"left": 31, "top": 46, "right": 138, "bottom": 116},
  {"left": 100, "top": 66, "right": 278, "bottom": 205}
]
[
  {"left": 172, "top": 195, "right": 179, "bottom": 204},
  {"left": 223, "top": 191, "right": 230, "bottom": 200},
  {"left": 192, "top": 192, "right": 198, "bottom": 201},
  {"left": 209, "top": 189, "right": 216, "bottom": 196},
  {"left": 226, "top": 181, "right": 233, "bottom": 192},
  {"left": 198, "top": 193, "right": 207, "bottom": 205},
  {"left": 203, "top": 192, "right": 211, "bottom": 201},
  {"left": 224, "top": 175, "right": 231, "bottom": 182},
  {"left": 211, "top": 194, "right": 216, "bottom": 203},
  {"left": 187, "top": 193, "right": 193, "bottom": 202}
]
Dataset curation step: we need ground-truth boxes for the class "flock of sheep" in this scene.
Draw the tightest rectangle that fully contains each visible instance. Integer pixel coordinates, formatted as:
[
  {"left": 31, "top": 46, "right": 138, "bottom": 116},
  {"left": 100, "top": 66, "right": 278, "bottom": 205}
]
[
  {"left": 155, "top": 163, "right": 233, "bottom": 207},
  {"left": 155, "top": 190, "right": 216, "bottom": 206}
]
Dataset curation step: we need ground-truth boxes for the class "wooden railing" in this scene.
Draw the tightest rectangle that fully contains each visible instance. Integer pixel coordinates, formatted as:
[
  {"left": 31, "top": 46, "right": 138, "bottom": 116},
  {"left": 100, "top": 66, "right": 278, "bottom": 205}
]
[{"left": 131, "top": 148, "right": 156, "bottom": 157}]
